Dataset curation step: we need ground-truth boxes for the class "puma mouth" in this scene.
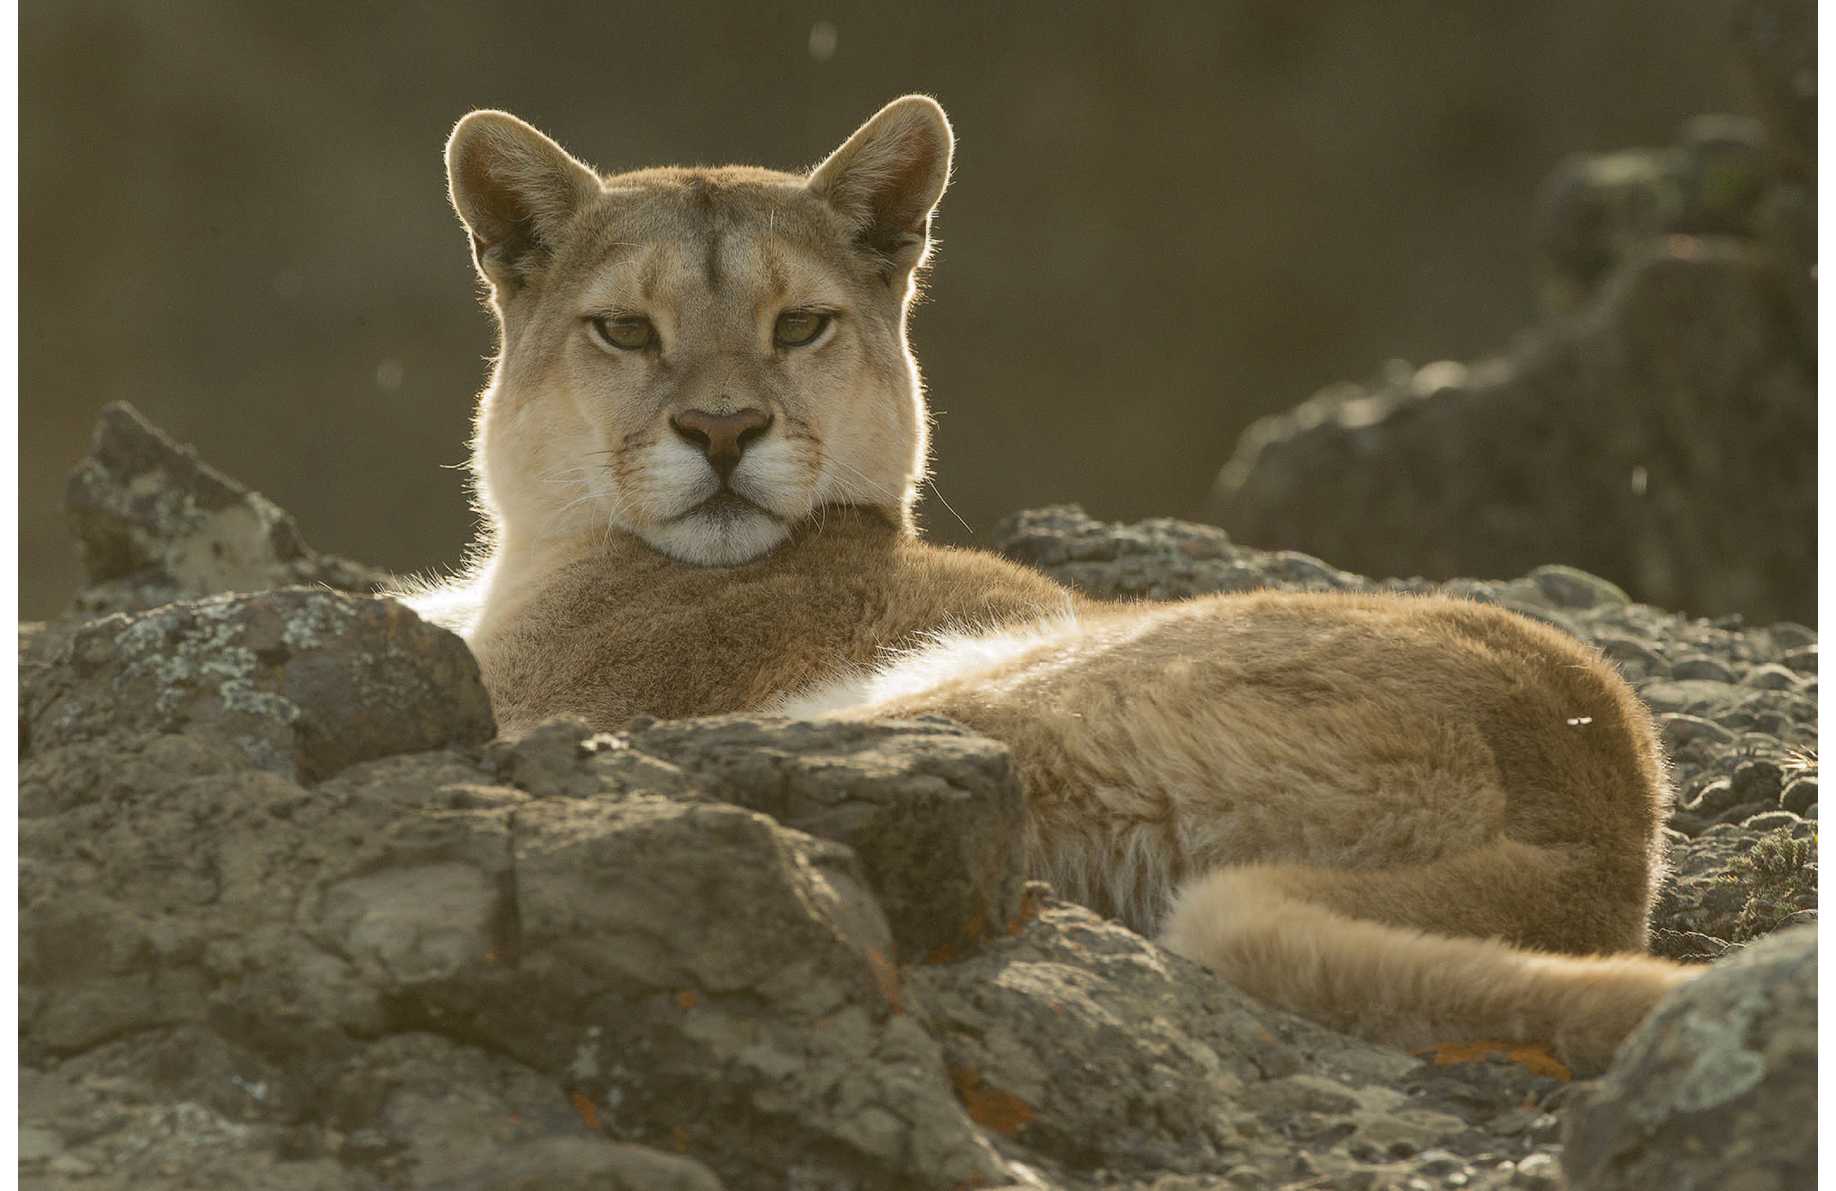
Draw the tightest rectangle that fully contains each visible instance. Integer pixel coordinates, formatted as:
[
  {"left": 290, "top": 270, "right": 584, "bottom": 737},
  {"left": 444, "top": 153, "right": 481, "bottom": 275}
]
[{"left": 678, "top": 489, "right": 779, "bottom": 523}]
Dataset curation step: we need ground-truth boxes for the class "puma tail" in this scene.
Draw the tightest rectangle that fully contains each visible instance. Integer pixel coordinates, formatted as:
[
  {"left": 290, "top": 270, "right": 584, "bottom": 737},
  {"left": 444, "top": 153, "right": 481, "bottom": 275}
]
[{"left": 1160, "top": 864, "right": 1698, "bottom": 1076}]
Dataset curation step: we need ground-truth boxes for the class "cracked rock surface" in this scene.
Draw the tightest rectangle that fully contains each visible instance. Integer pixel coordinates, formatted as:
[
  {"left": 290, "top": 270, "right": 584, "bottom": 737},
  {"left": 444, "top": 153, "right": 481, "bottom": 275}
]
[{"left": 21, "top": 717, "right": 1009, "bottom": 1190}]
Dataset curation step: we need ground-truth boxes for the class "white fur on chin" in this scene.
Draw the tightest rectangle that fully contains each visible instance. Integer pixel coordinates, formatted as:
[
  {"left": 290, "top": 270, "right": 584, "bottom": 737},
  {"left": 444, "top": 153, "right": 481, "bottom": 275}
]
[{"left": 643, "top": 507, "right": 791, "bottom": 566}]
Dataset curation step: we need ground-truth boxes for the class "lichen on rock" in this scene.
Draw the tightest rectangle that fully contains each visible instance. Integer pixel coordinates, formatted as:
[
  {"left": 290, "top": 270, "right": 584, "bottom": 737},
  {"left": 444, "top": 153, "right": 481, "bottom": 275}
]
[
  {"left": 23, "top": 588, "right": 496, "bottom": 783},
  {"left": 1562, "top": 925, "right": 1815, "bottom": 1191},
  {"left": 65, "top": 401, "right": 387, "bottom": 616}
]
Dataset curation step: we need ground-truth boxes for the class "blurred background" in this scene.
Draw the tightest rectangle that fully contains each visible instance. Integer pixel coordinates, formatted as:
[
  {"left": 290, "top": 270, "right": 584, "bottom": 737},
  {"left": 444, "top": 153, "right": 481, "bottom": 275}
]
[{"left": 22, "top": 0, "right": 1755, "bottom": 620}]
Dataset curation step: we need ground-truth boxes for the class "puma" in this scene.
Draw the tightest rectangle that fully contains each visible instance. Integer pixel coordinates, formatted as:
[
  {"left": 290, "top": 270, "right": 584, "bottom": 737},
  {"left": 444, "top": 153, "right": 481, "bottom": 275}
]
[{"left": 395, "top": 95, "right": 1693, "bottom": 1075}]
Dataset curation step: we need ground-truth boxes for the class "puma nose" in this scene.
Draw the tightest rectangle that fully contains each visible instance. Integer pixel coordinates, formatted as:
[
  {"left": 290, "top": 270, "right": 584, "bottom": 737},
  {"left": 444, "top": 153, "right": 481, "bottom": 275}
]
[{"left": 669, "top": 408, "right": 773, "bottom": 480}]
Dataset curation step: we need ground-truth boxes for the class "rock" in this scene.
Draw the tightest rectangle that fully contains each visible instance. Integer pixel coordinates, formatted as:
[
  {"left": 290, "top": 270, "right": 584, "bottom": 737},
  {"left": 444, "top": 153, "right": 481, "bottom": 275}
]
[
  {"left": 1206, "top": 116, "right": 1815, "bottom": 627},
  {"left": 1594, "top": 635, "right": 1665, "bottom": 677},
  {"left": 1636, "top": 679, "right": 1744, "bottom": 717},
  {"left": 1528, "top": 564, "right": 1630, "bottom": 609},
  {"left": 19, "top": 1028, "right": 725, "bottom": 1191},
  {"left": 1729, "top": 758, "right": 1785, "bottom": 804},
  {"left": 1648, "top": 929, "right": 1736, "bottom": 965},
  {"left": 1671, "top": 656, "right": 1736, "bottom": 682},
  {"left": 1742, "top": 661, "right": 1800, "bottom": 689},
  {"left": 432, "top": 1139, "right": 726, "bottom": 1191},
  {"left": 1658, "top": 713, "right": 1735, "bottom": 751},
  {"left": 18, "top": 727, "right": 252, "bottom": 821},
  {"left": 316, "top": 1036, "right": 727, "bottom": 1191},
  {"left": 482, "top": 716, "right": 614, "bottom": 799},
  {"left": 485, "top": 714, "right": 1031, "bottom": 965},
  {"left": 21, "top": 589, "right": 495, "bottom": 782},
  {"left": 613, "top": 715, "right": 1030, "bottom": 964},
  {"left": 20, "top": 727, "right": 1008, "bottom": 1189},
  {"left": 1777, "top": 776, "right": 1815, "bottom": 815},
  {"left": 1563, "top": 926, "right": 1815, "bottom": 1190},
  {"left": 1763, "top": 620, "right": 1816, "bottom": 650},
  {"left": 993, "top": 504, "right": 1363, "bottom": 601},
  {"left": 22, "top": 743, "right": 484, "bottom": 1062},
  {"left": 907, "top": 891, "right": 1566, "bottom": 1187},
  {"left": 1738, "top": 810, "right": 1799, "bottom": 833},
  {"left": 396, "top": 789, "right": 1007, "bottom": 1188},
  {"left": 1715, "top": 800, "right": 1775, "bottom": 827},
  {"left": 65, "top": 401, "right": 387, "bottom": 616},
  {"left": 1777, "top": 645, "right": 1816, "bottom": 674},
  {"left": 1651, "top": 823, "right": 1816, "bottom": 949},
  {"left": 1683, "top": 777, "right": 1739, "bottom": 817}
]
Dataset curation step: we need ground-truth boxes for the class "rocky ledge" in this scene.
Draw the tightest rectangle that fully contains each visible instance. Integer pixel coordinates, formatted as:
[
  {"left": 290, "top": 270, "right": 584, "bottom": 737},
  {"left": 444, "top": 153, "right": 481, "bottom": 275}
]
[{"left": 18, "top": 411, "right": 1816, "bottom": 1190}]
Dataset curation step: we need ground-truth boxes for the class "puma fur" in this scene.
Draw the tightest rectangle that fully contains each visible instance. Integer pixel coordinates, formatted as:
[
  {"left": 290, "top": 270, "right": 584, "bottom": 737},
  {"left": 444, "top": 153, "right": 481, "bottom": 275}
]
[{"left": 398, "top": 96, "right": 1695, "bottom": 1075}]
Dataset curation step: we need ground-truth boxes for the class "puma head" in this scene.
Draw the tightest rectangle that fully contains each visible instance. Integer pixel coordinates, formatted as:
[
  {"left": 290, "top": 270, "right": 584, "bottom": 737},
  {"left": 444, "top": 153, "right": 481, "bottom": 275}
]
[{"left": 446, "top": 96, "right": 953, "bottom": 565}]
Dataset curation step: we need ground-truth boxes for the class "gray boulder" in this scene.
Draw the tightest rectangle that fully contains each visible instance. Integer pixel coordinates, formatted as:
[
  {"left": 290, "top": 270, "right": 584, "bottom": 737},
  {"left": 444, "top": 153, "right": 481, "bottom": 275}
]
[
  {"left": 618, "top": 714, "right": 1030, "bottom": 965},
  {"left": 20, "top": 720, "right": 1012, "bottom": 1189},
  {"left": 485, "top": 714, "right": 1031, "bottom": 965},
  {"left": 21, "top": 588, "right": 496, "bottom": 782},
  {"left": 1562, "top": 925, "right": 1816, "bottom": 1190},
  {"left": 464, "top": 789, "right": 1005, "bottom": 1188},
  {"left": 65, "top": 401, "right": 387, "bottom": 616},
  {"left": 20, "top": 1029, "right": 725, "bottom": 1191},
  {"left": 1206, "top": 102, "right": 1815, "bottom": 627}
]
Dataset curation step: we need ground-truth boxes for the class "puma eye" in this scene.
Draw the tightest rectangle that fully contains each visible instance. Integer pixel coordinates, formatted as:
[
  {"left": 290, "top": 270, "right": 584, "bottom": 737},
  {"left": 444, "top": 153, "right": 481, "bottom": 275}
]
[
  {"left": 590, "top": 316, "right": 656, "bottom": 352},
  {"left": 773, "top": 310, "right": 830, "bottom": 348}
]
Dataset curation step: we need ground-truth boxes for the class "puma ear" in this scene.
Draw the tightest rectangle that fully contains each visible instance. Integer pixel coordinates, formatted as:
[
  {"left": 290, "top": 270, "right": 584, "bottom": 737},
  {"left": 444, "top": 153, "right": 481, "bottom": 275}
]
[
  {"left": 446, "top": 110, "right": 601, "bottom": 289},
  {"left": 807, "top": 95, "right": 954, "bottom": 279}
]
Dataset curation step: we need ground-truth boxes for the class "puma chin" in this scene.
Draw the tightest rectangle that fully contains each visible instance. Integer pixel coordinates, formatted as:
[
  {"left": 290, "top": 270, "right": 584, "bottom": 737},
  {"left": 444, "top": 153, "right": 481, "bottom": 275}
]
[
  {"left": 634, "top": 439, "right": 798, "bottom": 566},
  {"left": 448, "top": 98, "right": 943, "bottom": 576}
]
